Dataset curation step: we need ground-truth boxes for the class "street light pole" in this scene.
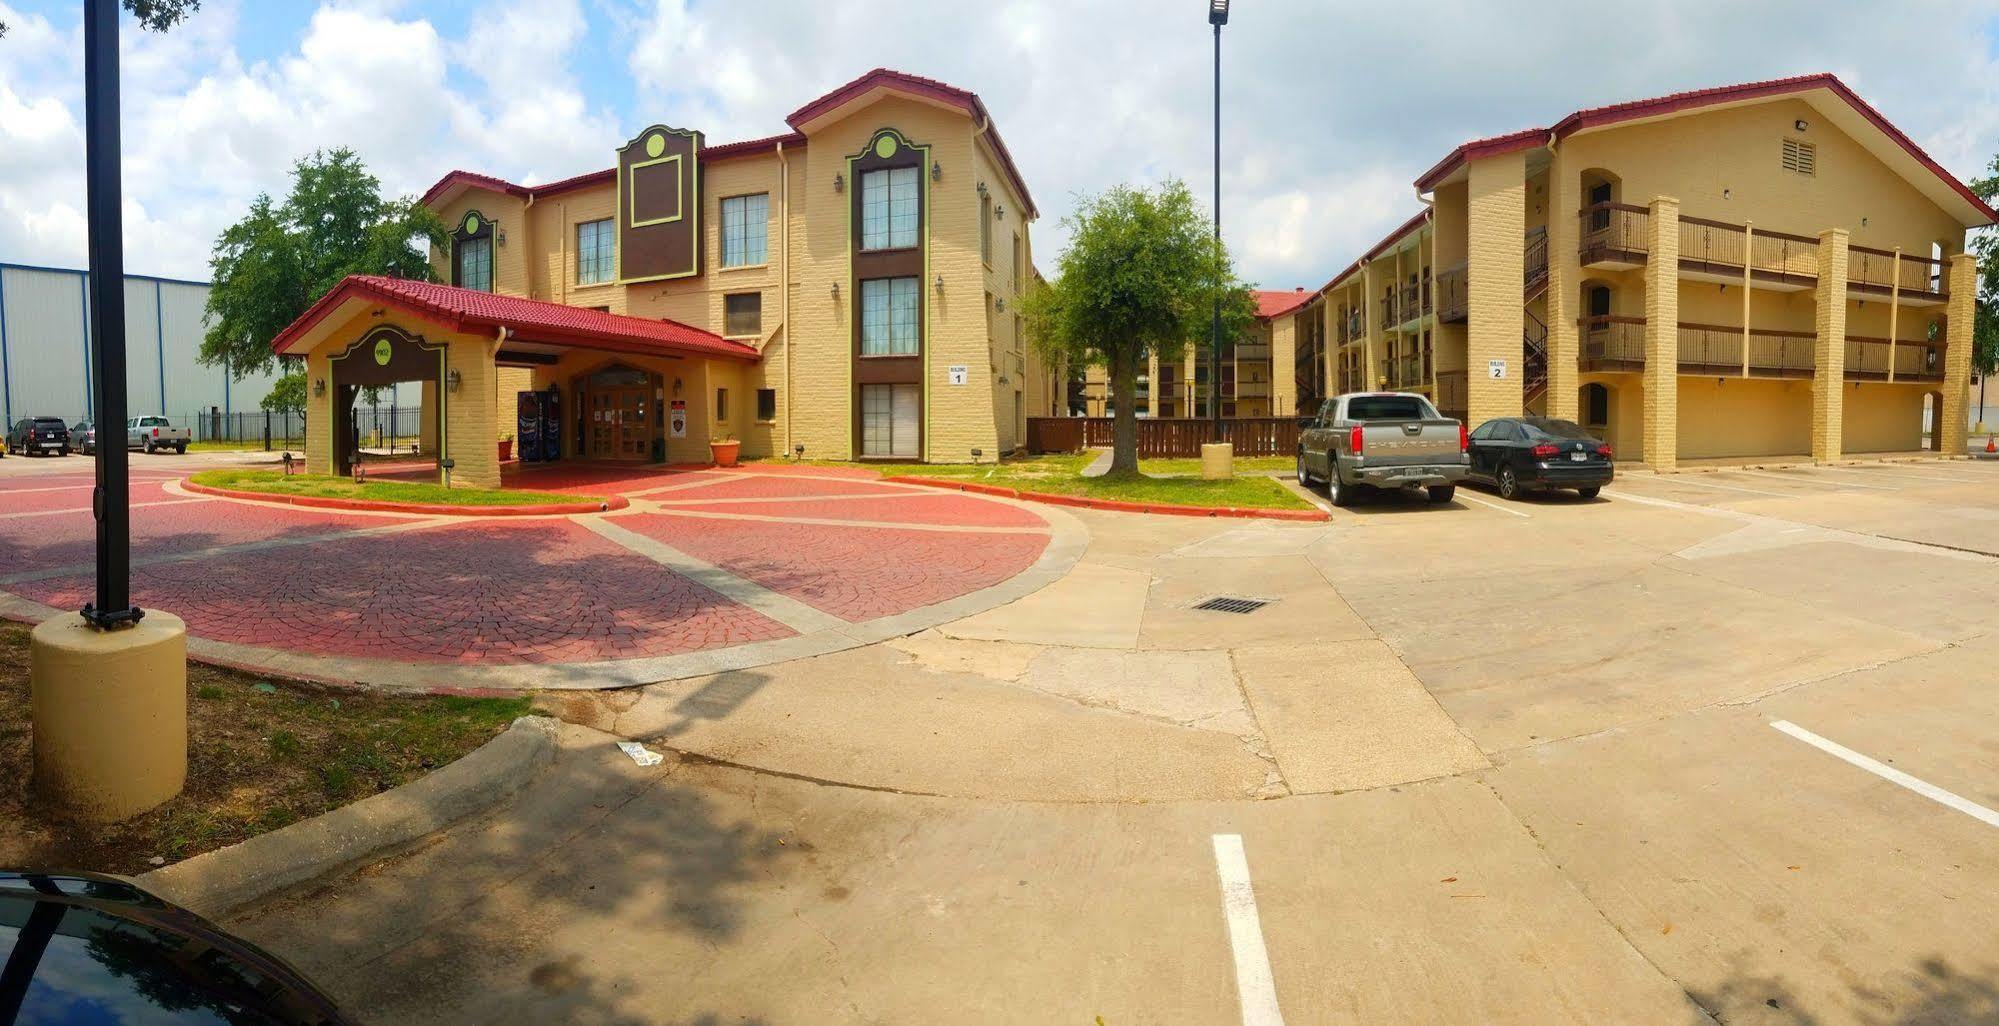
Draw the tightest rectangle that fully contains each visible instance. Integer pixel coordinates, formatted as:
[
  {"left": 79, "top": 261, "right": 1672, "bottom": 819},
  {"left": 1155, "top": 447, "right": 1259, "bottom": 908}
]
[
  {"left": 1208, "top": 0, "right": 1228, "bottom": 440},
  {"left": 82, "top": 0, "right": 138, "bottom": 629}
]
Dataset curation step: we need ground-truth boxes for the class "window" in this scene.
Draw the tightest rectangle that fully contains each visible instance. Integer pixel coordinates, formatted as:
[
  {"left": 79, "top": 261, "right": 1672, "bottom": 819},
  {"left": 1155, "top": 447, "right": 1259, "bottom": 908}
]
[
  {"left": 756, "top": 388, "right": 777, "bottom": 421},
  {"left": 979, "top": 194, "right": 992, "bottom": 264},
  {"left": 455, "top": 236, "right": 492, "bottom": 292},
  {"left": 714, "top": 388, "right": 728, "bottom": 421},
  {"left": 860, "top": 277, "right": 920, "bottom": 355},
  {"left": 861, "top": 383, "right": 919, "bottom": 457},
  {"left": 860, "top": 166, "right": 919, "bottom": 250},
  {"left": 720, "top": 193, "right": 769, "bottom": 267},
  {"left": 1011, "top": 233, "right": 1022, "bottom": 289},
  {"left": 724, "top": 292, "right": 762, "bottom": 337},
  {"left": 576, "top": 219, "right": 615, "bottom": 285},
  {"left": 1782, "top": 138, "right": 1816, "bottom": 176},
  {"left": 1584, "top": 384, "right": 1610, "bottom": 427}
]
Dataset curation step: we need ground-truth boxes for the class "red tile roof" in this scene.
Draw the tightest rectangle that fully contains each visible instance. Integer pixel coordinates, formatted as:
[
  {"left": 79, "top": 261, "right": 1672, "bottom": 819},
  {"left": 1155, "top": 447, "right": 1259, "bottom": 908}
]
[
  {"left": 784, "top": 68, "right": 1037, "bottom": 218},
  {"left": 1413, "top": 73, "right": 1995, "bottom": 223},
  {"left": 1254, "top": 288, "right": 1312, "bottom": 319},
  {"left": 269, "top": 275, "right": 760, "bottom": 362},
  {"left": 419, "top": 69, "right": 1036, "bottom": 218}
]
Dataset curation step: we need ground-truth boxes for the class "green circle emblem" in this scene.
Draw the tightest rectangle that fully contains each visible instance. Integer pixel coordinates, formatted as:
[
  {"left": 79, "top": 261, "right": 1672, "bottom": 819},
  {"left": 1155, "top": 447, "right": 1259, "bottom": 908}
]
[
  {"left": 874, "top": 135, "right": 898, "bottom": 159},
  {"left": 645, "top": 133, "right": 666, "bottom": 158},
  {"left": 463, "top": 213, "right": 480, "bottom": 235},
  {"left": 373, "top": 337, "right": 393, "bottom": 366}
]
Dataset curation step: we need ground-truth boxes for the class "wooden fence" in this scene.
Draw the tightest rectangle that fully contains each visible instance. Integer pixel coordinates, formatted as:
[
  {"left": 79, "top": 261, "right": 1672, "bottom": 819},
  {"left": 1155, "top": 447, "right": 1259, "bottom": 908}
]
[{"left": 1025, "top": 417, "right": 1304, "bottom": 458}]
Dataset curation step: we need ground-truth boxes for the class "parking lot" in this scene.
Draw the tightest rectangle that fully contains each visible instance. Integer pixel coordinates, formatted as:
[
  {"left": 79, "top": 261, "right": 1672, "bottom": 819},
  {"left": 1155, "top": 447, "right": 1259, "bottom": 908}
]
[{"left": 186, "top": 454, "right": 1999, "bottom": 1025}]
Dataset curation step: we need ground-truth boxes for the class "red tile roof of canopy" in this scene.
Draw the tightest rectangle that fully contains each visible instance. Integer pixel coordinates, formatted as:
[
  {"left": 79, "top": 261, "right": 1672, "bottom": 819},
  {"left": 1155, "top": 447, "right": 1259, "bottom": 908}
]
[
  {"left": 1412, "top": 73, "right": 1996, "bottom": 223},
  {"left": 419, "top": 69, "right": 1037, "bottom": 217},
  {"left": 269, "top": 275, "right": 760, "bottom": 362}
]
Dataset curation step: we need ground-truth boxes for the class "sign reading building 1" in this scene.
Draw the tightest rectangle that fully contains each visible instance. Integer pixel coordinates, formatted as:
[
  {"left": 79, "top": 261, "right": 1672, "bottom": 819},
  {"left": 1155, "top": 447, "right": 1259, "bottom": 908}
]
[
  {"left": 947, "top": 365, "right": 969, "bottom": 386},
  {"left": 669, "top": 399, "right": 687, "bottom": 438}
]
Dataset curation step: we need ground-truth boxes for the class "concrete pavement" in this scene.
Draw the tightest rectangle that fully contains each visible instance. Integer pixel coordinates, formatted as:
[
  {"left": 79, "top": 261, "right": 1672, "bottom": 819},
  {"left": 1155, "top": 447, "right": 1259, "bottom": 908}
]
[{"left": 216, "top": 457, "right": 1999, "bottom": 1024}]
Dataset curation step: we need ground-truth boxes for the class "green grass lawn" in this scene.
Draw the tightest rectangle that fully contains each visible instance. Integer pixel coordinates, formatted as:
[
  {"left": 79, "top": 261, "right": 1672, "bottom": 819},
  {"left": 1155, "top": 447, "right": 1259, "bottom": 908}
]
[
  {"left": 188, "top": 469, "right": 598, "bottom": 507},
  {"left": 1140, "top": 455, "right": 1295, "bottom": 477},
  {"left": 0, "top": 622, "right": 530, "bottom": 873},
  {"left": 908, "top": 453, "right": 1312, "bottom": 510}
]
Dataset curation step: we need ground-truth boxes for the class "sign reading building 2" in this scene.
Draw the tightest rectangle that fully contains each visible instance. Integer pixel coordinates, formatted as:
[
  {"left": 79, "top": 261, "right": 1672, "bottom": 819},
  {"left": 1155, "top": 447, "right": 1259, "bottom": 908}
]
[{"left": 1488, "top": 359, "right": 1507, "bottom": 380}]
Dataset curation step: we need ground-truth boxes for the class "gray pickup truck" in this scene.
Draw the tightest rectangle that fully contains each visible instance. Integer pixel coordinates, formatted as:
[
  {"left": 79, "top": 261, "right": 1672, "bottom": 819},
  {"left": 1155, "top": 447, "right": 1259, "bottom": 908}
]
[
  {"left": 1295, "top": 392, "right": 1468, "bottom": 507},
  {"left": 127, "top": 415, "right": 190, "bottom": 454}
]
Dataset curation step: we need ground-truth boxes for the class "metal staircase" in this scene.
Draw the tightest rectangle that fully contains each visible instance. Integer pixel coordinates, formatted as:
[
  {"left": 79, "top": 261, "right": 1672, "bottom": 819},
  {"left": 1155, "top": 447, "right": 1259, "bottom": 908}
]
[{"left": 1522, "top": 227, "right": 1551, "bottom": 410}]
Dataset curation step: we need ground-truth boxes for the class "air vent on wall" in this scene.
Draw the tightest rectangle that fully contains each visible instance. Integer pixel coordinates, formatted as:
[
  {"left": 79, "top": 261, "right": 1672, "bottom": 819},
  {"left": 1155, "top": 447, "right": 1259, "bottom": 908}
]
[{"left": 1782, "top": 138, "right": 1816, "bottom": 176}]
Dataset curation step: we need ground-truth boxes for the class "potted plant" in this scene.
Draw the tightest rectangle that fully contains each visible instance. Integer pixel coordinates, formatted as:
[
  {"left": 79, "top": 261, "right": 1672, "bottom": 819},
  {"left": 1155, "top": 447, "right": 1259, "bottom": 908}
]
[
  {"left": 498, "top": 432, "right": 514, "bottom": 462},
  {"left": 709, "top": 432, "right": 741, "bottom": 467}
]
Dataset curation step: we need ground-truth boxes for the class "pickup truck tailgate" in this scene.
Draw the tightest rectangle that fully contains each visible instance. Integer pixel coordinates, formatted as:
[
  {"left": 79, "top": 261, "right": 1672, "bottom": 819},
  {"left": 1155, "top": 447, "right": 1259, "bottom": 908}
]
[{"left": 1358, "top": 419, "right": 1461, "bottom": 465}]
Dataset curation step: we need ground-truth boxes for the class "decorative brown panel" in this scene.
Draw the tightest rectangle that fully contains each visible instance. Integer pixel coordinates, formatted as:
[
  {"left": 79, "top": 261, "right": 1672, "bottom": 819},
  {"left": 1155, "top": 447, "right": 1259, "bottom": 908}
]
[
  {"left": 848, "top": 127, "right": 929, "bottom": 457},
  {"left": 617, "top": 125, "right": 703, "bottom": 282}
]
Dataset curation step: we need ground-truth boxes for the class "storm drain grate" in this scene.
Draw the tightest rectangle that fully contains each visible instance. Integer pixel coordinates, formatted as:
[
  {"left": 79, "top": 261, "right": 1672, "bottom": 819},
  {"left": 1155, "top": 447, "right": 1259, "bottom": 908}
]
[{"left": 1193, "top": 596, "right": 1271, "bottom": 615}]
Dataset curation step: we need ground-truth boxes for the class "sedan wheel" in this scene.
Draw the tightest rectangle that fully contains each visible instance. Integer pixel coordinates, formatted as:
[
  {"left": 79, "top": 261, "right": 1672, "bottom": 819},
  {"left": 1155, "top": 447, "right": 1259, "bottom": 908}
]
[{"left": 1498, "top": 465, "right": 1520, "bottom": 500}]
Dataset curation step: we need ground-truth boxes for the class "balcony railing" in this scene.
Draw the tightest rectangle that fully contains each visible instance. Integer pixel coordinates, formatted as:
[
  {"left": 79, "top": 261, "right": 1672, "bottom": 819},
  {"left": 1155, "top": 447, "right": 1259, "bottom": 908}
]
[
  {"left": 1578, "top": 203, "right": 1651, "bottom": 266},
  {"left": 1845, "top": 335, "right": 1946, "bottom": 381},
  {"left": 1670, "top": 321, "right": 1814, "bottom": 378},
  {"left": 1678, "top": 217, "right": 1818, "bottom": 288},
  {"left": 1579, "top": 315, "right": 1648, "bottom": 371},
  {"left": 1435, "top": 370, "right": 1468, "bottom": 422},
  {"left": 1340, "top": 313, "right": 1366, "bottom": 344},
  {"left": 1235, "top": 343, "right": 1272, "bottom": 360},
  {"left": 1847, "top": 246, "right": 1948, "bottom": 301},
  {"left": 1435, "top": 263, "right": 1468, "bottom": 323},
  {"left": 1234, "top": 380, "right": 1271, "bottom": 398}
]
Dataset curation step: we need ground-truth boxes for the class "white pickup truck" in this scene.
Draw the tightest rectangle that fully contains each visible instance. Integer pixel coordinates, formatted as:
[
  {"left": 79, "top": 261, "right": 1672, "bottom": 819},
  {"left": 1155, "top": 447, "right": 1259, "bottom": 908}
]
[
  {"left": 1295, "top": 392, "right": 1469, "bottom": 507},
  {"left": 127, "top": 415, "right": 190, "bottom": 454}
]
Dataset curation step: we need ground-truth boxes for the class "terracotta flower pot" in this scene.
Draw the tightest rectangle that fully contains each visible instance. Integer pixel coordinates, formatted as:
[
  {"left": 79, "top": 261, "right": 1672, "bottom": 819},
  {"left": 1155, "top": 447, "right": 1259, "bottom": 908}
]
[
  {"left": 709, "top": 440, "right": 741, "bottom": 467},
  {"left": 498, "top": 439, "right": 514, "bottom": 462}
]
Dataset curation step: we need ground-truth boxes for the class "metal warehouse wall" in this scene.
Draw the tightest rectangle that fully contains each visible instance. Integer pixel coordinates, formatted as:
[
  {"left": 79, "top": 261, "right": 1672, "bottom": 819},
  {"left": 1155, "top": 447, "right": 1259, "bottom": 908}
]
[{"left": 0, "top": 263, "right": 409, "bottom": 428}]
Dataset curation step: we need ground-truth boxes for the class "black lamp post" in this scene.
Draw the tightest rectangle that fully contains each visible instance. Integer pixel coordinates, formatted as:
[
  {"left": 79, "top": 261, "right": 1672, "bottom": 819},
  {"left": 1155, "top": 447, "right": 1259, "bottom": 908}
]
[
  {"left": 82, "top": 0, "right": 139, "bottom": 629},
  {"left": 1208, "top": 0, "right": 1228, "bottom": 439}
]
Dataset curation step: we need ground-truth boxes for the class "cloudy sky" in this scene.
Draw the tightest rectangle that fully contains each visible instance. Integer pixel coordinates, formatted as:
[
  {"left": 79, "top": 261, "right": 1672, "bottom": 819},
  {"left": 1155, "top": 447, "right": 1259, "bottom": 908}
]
[{"left": 3, "top": 0, "right": 1997, "bottom": 292}]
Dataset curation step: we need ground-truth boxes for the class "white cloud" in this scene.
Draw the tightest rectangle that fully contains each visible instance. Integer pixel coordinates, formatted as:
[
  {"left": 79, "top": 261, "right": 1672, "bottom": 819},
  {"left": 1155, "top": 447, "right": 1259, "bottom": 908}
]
[{"left": 1, "top": 0, "right": 1996, "bottom": 288}]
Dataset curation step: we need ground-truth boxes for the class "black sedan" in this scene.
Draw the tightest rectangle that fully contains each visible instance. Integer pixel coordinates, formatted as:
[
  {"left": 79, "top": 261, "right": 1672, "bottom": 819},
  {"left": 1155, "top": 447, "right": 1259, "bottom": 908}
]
[
  {"left": 1466, "top": 417, "right": 1613, "bottom": 499},
  {"left": 0, "top": 871, "right": 352, "bottom": 1024}
]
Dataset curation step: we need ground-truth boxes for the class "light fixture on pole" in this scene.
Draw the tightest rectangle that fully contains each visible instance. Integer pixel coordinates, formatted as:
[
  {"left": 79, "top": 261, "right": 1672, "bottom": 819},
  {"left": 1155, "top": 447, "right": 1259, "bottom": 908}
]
[{"left": 1207, "top": 0, "right": 1229, "bottom": 436}]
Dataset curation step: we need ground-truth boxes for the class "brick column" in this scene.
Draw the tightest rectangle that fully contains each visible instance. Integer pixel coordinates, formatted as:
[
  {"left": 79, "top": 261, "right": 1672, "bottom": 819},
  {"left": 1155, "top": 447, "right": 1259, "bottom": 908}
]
[
  {"left": 304, "top": 351, "right": 335, "bottom": 475},
  {"left": 1545, "top": 167, "right": 1580, "bottom": 421},
  {"left": 445, "top": 336, "right": 502, "bottom": 489},
  {"left": 1271, "top": 312, "right": 1297, "bottom": 416},
  {"left": 1941, "top": 253, "right": 1977, "bottom": 455},
  {"left": 1642, "top": 196, "right": 1680, "bottom": 470},
  {"left": 1465, "top": 151, "right": 1526, "bottom": 425},
  {"left": 1811, "top": 228, "right": 1849, "bottom": 464}
]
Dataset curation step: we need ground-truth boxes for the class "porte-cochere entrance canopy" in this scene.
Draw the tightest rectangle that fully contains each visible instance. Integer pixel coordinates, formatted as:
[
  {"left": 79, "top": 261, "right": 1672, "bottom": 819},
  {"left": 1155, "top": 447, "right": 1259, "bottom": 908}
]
[{"left": 270, "top": 275, "right": 759, "bottom": 489}]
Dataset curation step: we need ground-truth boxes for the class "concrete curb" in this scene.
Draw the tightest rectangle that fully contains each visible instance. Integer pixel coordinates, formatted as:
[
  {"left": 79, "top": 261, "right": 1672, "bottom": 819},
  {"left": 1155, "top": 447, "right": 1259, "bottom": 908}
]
[
  {"left": 885, "top": 475, "right": 1331, "bottom": 522},
  {"left": 138, "top": 715, "right": 561, "bottom": 918},
  {"left": 181, "top": 479, "right": 627, "bottom": 516}
]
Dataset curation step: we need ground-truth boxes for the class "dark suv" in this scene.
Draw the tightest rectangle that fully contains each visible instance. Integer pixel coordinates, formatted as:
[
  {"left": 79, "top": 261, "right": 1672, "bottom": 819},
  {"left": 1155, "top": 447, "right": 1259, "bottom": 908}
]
[{"left": 7, "top": 416, "right": 71, "bottom": 457}]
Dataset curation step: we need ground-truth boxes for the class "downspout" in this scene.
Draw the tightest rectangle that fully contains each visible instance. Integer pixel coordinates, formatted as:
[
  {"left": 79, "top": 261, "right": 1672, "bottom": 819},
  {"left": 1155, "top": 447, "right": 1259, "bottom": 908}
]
[
  {"left": 557, "top": 201, "right": 568, "bottom": 305},
  {"left": 779, "top": 138, "right": 792, "bottom": 455}
]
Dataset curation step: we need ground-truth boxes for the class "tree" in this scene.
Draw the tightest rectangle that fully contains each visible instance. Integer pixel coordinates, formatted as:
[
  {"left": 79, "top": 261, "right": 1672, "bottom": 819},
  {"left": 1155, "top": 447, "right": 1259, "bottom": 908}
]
[
  {"left": 1021, "top": 180, "right": 1256, "bottom": 474},
  {"left": 259, "top": 365, "right": 306, "bottom": 415},
  {"left": 202, "top": 148, "right": 446, "bottom": 379},
  {"left": 1969, "top": 155, "right": 1998, "bottom": 378}
]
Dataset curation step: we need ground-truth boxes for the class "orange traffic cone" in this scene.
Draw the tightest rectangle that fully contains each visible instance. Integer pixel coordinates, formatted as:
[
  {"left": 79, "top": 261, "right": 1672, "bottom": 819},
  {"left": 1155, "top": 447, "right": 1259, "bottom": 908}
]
[{"left": 1987, "top": 435, "right": 1997, "bottom": 454}]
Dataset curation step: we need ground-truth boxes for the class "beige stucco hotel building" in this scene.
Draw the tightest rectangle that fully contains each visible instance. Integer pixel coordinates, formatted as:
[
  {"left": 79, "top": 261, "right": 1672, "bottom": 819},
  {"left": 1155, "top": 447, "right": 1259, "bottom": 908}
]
[
  {"left": 272, "top": 69, "right": 1060, "bottom": 488},
  {"left": 1266, "top": 74, "right": 1992, "bottom": 467}
]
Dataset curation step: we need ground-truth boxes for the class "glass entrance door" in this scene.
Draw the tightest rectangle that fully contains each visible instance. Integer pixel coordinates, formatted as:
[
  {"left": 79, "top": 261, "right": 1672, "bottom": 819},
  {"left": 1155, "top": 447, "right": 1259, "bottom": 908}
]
[{"left": 587, "top": 386, "right": 652, "bottom": 460}]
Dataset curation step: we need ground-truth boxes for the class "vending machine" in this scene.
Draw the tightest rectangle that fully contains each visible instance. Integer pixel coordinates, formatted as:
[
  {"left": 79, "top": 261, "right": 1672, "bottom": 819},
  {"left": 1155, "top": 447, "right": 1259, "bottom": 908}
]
[{"left": 515, "top": 388, "right": 563, "bottom": 462}]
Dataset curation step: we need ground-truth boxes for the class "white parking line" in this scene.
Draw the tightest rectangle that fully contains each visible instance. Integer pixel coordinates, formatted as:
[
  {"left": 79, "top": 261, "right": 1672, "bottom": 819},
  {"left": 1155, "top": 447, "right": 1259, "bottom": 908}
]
[
  {"left": 1815, "top": 464, "right": 1982, "bottom": 485},
  {"left": 1455, "top": 491, "right": 1530, "bottom": 518},
  {"left": 1770, "top": 720, "right": 1999, "bottom": 830},
  {"left": 1641, "top": 475, "right": 1795, "bottom": 499},
  {"left": 1212, "top": 834, "right": 1286, "bottom": 1026},
  {"left": 0, "top": 497, "right": 208, "bottom": 521},
  {"left": 1729, "top": 468, "right": 1898, "bottom": 491}
]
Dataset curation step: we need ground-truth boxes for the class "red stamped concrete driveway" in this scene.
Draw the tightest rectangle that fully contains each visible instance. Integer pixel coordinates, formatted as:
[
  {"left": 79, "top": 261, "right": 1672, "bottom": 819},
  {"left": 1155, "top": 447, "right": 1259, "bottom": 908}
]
[{"left": 0, "top": 466, "right": 1082, "bottom": 689}]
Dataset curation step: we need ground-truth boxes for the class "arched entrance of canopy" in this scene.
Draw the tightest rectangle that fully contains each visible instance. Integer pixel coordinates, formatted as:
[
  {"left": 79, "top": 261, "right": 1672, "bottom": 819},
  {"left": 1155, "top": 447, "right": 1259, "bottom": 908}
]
[{"left": 326, "top": 324, "right": 447, "bottom": 481}]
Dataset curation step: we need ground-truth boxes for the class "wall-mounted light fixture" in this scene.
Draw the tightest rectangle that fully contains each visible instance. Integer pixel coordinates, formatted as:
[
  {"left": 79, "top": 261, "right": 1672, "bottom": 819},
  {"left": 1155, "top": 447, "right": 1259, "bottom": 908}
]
[
  {"left": 447, "top": 369, "right": 463, "bottom": 393},
  {"left": 994, "top": 203, "right": 1005, "bottom": 220},
  {"left": 833, "top": 172, "right": 845, "bottom": 193},
  {"left": 1722, "top": 188, "right": 1732, "bottom": 200},
  {"left": 830, "top": 281, "right": 840, "bottom": 299},
  {"left": 793, "top": 444, "right": 806, "bottom": 460},
  {"left": 1794, "top": 118, "right": 1809, "bottom": 132},
  {"left": 931, "top": 160, "right": 943, "bottom": 182},
  {"left": 976, "top": 181, "right": 989, "bottom": 197},
  {"left": 496, "top": 227, "right": 507, "bottom": 246},
  {"left": 994, "top": 296, "right": 1006, "bottom": 312},
  {"left": 672, "top": 377, "right": 684, "bottom": 397},
  {"left": 934, "top": 274, "right": 945, "bottom": 291},
  {"left": 312, "top": 378, "right": 326, "bottom": 397}
]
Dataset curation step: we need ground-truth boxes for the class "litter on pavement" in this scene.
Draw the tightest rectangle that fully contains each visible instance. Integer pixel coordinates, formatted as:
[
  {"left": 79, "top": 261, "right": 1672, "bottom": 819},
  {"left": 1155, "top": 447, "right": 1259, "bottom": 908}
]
[{"left": 616, "top": 741, "right": 664, "bottom": 767}]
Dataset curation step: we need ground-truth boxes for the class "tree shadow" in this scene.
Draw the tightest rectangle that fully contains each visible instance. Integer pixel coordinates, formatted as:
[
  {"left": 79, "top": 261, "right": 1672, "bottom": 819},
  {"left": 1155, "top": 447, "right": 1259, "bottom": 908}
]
[{"left": 1688, "top": 955, "right": 1999, "bottom": 1025}]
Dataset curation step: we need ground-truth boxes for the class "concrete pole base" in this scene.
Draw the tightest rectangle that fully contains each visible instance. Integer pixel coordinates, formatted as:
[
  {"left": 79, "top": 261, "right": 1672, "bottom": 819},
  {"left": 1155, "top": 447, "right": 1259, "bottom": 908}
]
[
  {"left": 1200, "top": 442, "right": 1234, "bottom": 480},
  {"left": 31, "top": 610, "right": 188, "bottom": 822}
]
